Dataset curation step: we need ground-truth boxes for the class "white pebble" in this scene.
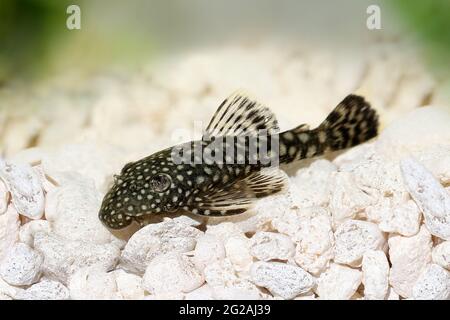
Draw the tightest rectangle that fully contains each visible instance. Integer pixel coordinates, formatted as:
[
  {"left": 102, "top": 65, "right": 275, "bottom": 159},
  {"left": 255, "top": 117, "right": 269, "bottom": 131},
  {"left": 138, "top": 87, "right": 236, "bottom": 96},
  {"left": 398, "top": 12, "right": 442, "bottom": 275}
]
[
  {"left": 366, "top": 197, "right": 421, "bottom": 237},
  {"left": 432, "top": 241, "right": 450, "bottom": 270},
  {"left": 204, "top": 259, "right": 241, "bottom": 287},
  {"left": 143, "top": 252, "right": 204, "bottom": 295},
  {"left": 250, "top": 261, "right": 314, "bottom": 299},
  {"left": 113, "top": 269, "right": 145, "bottom": 300},
  {"left": 224, "top": 236, "right": 253, "bottom": 272},
  {"left": 362, "top": 250, "right": 389, "bottom": 300},
  {"left": 69, "top": 266, "right": 118, "bottom": 300},
  {"left": 290, "top": 159, "right": 337, "bottom": 208},
  {"left": 168, "top": 215, "right": 203, "bottom": 227},
  {"left": 204, "top": 259, "right": 266, "bottom": 299},
  {"left": 329, "top": 172, "right": 377, "bottom": 225},
  {"left": 388, "top": 225, "right": 432, "bottom": 298},
  {"left": 19, "top": 220, "right": 50, "bottom": 247},
  {"left": 401, "top": 157, "right": 450, "bottom": 240},
  {"left": 184, "top": 285, "right": 214, "bottom": 300},
  {"left": 250, "top": 231, "right": 295, "bottom": 261},
  {"left": 386, "top": 287, "right": 400, "bottom": 300},
  {"left": 412, "top": 264, "right": 450, "bottom": 300},
  {"left": 338, "top": 154, "right": 406, "bottom": 204},
  {"left": 16, "top": 279, "right": 70, "bottom": 300},
  {"left": 121, "top": 219, "right": 202, "bottom": 274},
  {"left": 0, "top": 276, "right": 21, "bottom": 300},
  {"left": 34, "top": 232, "right": 120, "bottom": 285},
  {"left": 316, "top": 263, "right": 362, "bottom": 300},
  {"left": 33, "top": 165, "right": 58, "bottom": 194},
  {"left": 271, "top": 205, "right": 303, "bottom": 238},
  {"left": 0, "top": 161, "right": 44, "bottom": 219},
  {"left": 205, "top": 222, "right": 245, "bottom": 242},
  {"left": 213, "top": 285, "right": 268, "bottom": 300},
  {"left": 45, "top": 174, "right": 113, "bottom": 244},
  {"left": 192, "top": 234, "right": 225, "bottom": 270},
  {"left": 292, "top": 207, "right": 334, "bottom": 275},
  {"left": 0, "top": 243, "right": 43, "bottom": 286},
  {"left": 0, "top": 205, "right": 20, "bottom": 261},
  {"left": 41, "top": 143, "right": 124, "bottom": 193},
  {"left": 232, "top": 181, "right": 297, "bottom": 235},
  {"left": 415, "top": 145, "right": 450, "bottom": 186},
  {"left": 334, "top": 219, "right": 385, "bottom": 267}
]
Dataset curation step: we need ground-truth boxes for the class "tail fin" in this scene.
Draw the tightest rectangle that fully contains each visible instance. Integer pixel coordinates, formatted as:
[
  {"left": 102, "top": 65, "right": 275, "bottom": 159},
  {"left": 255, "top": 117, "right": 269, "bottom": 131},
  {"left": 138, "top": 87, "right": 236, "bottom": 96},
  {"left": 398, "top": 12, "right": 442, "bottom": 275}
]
[{"left": 318, "top": 94, "right": 379, "bottom": 151}]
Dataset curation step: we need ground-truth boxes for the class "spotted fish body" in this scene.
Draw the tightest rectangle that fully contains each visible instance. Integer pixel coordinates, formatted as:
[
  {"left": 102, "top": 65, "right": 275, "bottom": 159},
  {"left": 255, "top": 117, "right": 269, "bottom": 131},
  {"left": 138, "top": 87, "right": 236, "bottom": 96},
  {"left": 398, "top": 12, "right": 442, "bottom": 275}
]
[{"left": 99, "top": 92, "right": 378, "bottom": 229}]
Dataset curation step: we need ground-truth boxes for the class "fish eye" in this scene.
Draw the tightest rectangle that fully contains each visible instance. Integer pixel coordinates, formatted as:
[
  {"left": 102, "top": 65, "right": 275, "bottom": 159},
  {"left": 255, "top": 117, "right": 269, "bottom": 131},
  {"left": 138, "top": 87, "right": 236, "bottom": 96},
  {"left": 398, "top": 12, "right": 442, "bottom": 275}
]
[{"left": 150, "top": 173, "right": 171, "bottom": 193}]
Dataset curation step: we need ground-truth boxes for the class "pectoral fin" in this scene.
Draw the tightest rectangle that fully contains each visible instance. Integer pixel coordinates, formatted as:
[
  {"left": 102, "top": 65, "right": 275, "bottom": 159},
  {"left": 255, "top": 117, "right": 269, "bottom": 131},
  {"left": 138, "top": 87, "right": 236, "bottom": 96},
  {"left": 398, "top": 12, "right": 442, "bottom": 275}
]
[{"left": 186, "top": 168, "right": 287, "bottom": 216}]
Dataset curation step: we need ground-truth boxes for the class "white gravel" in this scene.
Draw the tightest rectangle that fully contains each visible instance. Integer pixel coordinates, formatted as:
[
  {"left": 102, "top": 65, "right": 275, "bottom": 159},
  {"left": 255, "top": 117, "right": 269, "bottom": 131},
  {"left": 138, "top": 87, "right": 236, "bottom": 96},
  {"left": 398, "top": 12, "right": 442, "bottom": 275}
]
[{"left": 0, "top": 40, "right": 448, "bottom": 300}]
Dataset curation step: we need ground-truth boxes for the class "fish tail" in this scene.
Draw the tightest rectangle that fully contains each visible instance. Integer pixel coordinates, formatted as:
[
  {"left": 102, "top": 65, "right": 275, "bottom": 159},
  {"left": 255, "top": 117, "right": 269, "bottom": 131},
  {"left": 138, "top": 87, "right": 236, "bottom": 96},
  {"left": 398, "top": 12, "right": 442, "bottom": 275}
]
[
  {"left": 278, "top": 94, "right": 378, "bottom": 164},
  {"left": 317, "top": 94, "right": 379, "bottom": 152}
]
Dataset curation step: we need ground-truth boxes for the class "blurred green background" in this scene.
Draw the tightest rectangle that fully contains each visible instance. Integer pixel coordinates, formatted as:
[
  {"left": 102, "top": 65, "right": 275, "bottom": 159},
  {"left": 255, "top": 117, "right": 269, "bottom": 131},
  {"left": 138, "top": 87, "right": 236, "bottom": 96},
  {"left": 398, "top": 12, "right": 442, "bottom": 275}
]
[{"left": 0, "top": 0, "right": 448, "bottom": 83}]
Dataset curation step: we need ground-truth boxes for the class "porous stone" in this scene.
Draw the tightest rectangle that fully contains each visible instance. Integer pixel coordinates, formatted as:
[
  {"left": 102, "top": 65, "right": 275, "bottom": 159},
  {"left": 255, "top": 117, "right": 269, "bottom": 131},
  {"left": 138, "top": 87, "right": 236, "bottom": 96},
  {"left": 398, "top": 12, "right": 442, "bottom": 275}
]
[
  {"left": 34, "top": 232, "right": 120, "bottom": 285},
  {"left": 337, "top": 153, "right": 407, "bottom": 203},
  {"left": 192, "top": 233, "right": 226, "bottom": 270},
  {"left": 0, "top": 276, "right": 22, "bottom": 299},
  {"left": 240, "top": 182, "right": 299, "bottom": 235},
  {"left": 432, "top": 241, "right": 450, "bottom": 270},
  {"left": 113, "top": 269, "right": 145, "bottom": 300},
  {"left": 15, "top": 279, "right": 70, "bottom": 300},
  {"left": 386, "top": 287, "right": 400, "bottom": 300},
  {"left": 362, "top": 250, "right": 389, "bottom": 300},
  {"left": 334, "top": 220, "right": 385, "bottom": 267},
  {"left": 205, "top": 222, "right": 246, "bottom": 242},
  {"left": 0, "top": 161, "right": 44, "bottom": 219},
  {"left": 19, "top": 220, "right": 50, "bottom": 247},
  {"left": 366, "top": 196, "right": 421, "bottom": 237},
  {"left": 0, "top": 243, "right": 43, "bottom": 286},
  {"left": 412, "top": 264, "right": 450, "bottom": 300},
  {"left": 329, "top": 171, "right": 378, "bottom": 224},
  {"left": 143, "top": 252, "right": 204, "bottom": 295},
  {"left": 121, "top": 219, "right": 202, "bottom": 274},
  {"left": 41, "top": 143, "right": 124, "bottom": 193},
  {"left": 388, "top": 225, "right": 432, "bottom": 298},
  {"left": 401, "top": 157, "right": 450, "bottom": 240},
  {"left": 316, "top": 263, "right": 362, "bottom": 300},
  {"left": 250, "top": 261, "right": 314, "bottom": 299},
  {"left": 184, "top": 284, "right": 215, "bottom": 300},
  {"left": 69, "top": 266, "right": 118, "bottom": 300},
  {"left": 249, "top": 231, "right": 295, "bottom": 261},
  {"left": 290, "top": 159, "right": 337, "bottom": 208},
  {"left": 204, "top": 259, "right": 267, "bottom": 300},
  {"left": 224, "top": 235, "right": 253, "bottom": 272},
  {"left": 0, "top": 205, "right": 20, "bottom": 262},
  {"left": 292, "top": 207, "right": 334, "bottom": 275},
  {"left": 45, "top": 174, "right": 113, "bottom": 244}
]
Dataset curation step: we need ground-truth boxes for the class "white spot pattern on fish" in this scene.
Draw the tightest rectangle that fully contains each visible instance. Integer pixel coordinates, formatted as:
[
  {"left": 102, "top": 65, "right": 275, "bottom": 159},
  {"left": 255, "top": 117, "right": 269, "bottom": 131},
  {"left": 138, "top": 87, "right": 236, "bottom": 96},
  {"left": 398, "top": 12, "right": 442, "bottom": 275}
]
[{"left": 99, "top": 91, "right": 379, "bottom": 229}]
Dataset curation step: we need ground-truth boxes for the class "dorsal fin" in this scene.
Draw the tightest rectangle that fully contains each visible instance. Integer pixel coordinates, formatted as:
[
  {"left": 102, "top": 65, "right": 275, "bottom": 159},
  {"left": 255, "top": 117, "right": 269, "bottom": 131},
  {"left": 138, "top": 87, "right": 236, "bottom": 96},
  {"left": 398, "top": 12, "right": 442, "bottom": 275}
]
[
  {"left": 292, "top": 123, "right": 310, "bottom": 133},
  {"left": 203, "top": 91, "right": 279, "bottom": 140}
]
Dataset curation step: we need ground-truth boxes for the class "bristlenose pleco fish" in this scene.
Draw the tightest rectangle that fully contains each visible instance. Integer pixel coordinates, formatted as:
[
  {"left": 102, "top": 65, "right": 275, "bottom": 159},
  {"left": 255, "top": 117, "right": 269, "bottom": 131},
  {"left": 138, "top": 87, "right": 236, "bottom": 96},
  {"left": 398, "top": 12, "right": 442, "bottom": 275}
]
[{"left": 99, "top": 91, "right": 379, "bottom": 229}]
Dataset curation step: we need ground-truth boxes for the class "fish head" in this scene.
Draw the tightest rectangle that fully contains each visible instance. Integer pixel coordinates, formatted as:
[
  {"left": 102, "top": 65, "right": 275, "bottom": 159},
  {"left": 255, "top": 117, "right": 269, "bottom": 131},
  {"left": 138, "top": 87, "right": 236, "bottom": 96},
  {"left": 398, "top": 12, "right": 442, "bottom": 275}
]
[{"left": 99, "top": 149, "right": 184, "bottom": 229}]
